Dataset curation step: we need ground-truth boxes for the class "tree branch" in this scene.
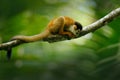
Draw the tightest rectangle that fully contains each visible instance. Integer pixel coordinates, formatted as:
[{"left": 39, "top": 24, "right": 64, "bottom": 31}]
[
  {"left": 80, "top": 7, "right": 120, "bottom": 36},
  {"left": 0, "top": 8, "right": 120, "bottom": 51}
]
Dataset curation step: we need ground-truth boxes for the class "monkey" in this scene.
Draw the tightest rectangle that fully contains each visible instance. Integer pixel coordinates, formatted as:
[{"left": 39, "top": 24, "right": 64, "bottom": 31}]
[
  {"left": 11, "top": 16, "right": 82, "bottom": 42},
  {"left": 6, "top": 16, "right": 82, "bottom": 59}
]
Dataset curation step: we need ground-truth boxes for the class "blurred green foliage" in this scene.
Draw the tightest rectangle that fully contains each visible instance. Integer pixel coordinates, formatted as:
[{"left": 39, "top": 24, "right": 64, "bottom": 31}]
[{"left": 0, "top": 0, "right": 120, "bottom": 80}]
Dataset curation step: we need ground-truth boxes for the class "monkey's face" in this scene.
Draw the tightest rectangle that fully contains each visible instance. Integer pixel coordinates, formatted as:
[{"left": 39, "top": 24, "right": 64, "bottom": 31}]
[{"left": 67, "top": 22, "right": 82, "bottom": 38}]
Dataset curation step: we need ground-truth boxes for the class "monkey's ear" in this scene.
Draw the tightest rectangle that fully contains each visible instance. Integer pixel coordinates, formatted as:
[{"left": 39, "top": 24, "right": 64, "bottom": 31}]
[{"left": 75, "top": 22, "right": 82, "bottom": 30}]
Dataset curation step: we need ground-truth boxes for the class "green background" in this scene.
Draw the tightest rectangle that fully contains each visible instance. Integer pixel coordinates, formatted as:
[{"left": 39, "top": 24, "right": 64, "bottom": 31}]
[{"left": 0, "top": 0, "right": 120, "bottom": 80}]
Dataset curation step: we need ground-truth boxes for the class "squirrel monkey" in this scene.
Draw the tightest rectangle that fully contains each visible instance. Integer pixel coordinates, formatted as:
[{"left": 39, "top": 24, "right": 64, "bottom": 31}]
[
  {"left": 11, "top": 16, "right": 82, "bottom": 42},
  {"left": 7, "top": 16, "right": 82, "bottom": 59}
]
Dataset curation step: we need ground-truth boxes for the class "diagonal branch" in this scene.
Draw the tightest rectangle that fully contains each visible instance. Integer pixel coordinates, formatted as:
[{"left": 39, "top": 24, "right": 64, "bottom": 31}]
[{"left": 0, "top": 7, "right": 120, "bottom": 51}]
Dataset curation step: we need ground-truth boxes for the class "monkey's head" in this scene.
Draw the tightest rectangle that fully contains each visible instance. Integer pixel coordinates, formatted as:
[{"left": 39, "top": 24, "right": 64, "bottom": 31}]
[
  {"left": 74, "top": 21, "right": 82, "bottom": 37},
  {"left": 67, "top": 21, "right": 82, "bottom": 38},
  {"left": 75, "top": 22, "right": 82, "bottom": 31}
]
